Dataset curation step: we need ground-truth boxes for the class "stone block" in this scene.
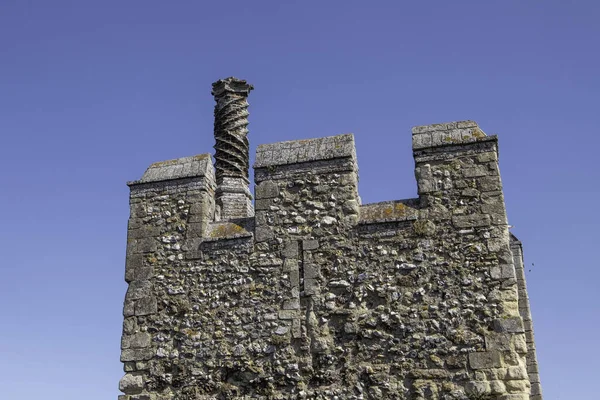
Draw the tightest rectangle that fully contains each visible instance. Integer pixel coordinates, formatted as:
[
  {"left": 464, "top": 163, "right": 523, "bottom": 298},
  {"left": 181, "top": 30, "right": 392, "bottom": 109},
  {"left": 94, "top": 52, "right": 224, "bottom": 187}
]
[
  {"left": 479, "top": 176, "right": 502, "bottom": 192},
  {"left": 123, "top": 317, "right": 137, "bottom": 335},
  {"left": 123, "top": 299, "right": 135, "bottom": 317},
  {"left": 464, "top": 381, "right": 491, "bottom": 396},
  {"left": 527, "top": 363, "right": 539, "bottom": 374},
  {"left": 255, "top": 180, "right": 279, "bottom": 199},
  {"left": 452, "top": 214, "right": 491, "bottom": 228},
  {"left": 497, "top": 395, "right": 529, "bottom": 400},
  {"left": 121, "top": 348, "right": 154, "bottom": 362},
  {"left": 468, "top": 351, "right": 502, "bottom": 369},
  {"left": 125, "top": 254, "right": 143, "bottom": 283},
  {"left": 134, "top": 267, "right": 153, "bottom": 281},
  {"left": 130, "top": 395, "right": 154, "bottom": 400},
  {"left": 282, "top": 298, "right": 300, "bottom": 310},
  {"left": 119, "top": 373, "right": 144, "bottom": 394},
  {"left": 485, "top": 333, "right": 512, "bottom": 351},
  {"left": 458, "top": 120, "right": 478, "bottom": 128},
  {"left": 490, "top": 266, "right": 502, "bottom": 280},
  {"left": 506, "top": 366, "right": 528, "bottom": 380},
  {"left": 278, "top": 310, "right": 297, "bottom": 319},
  {"left": 489, "top": 380, "right": 506, "bottom": 395},
  {"left": 494, "top": 317, "right": 524, "bottom": 333},
  {"left": 529, "top": 373, "right": 541, "bottom": 384},
  {"left": 463, "top": 165, "right": 488, "bottom": 178},
  {"left": 304, "top": 264, "right": 320, "bottom": 279},
  {"left": 254, "top": 199, "right": 272, "bottom": 210},
  {"left": 135, "top": 296, "right": 157, "bottom": 316},
  {"left": 504, "top": 379, "right": 529, "bottom": 393},
  {"left": 501, "top": 264, "right": 516, "bottom": 279},
  {"left": 122, "top": 332, "right": 151, "bottom": 349},
  {"left": 282, "top": 241, "right": 299, "bottom": 258},
  {"left": 477, "top": 151, "right": 498, "bottom": 162},
  {"left": 187, "top": 222, "right": 204, "bottom": 238},
  {"left": 283, "top": 258, "right": 298, "bottom": 272},
  {"left": 292, "top": 319, "right": 302, "bottom": 338},
  {"left": 289, "top": 269, "right": 300, "bottom": 287},
  {"left": 131, "top": 238, "right": 158, "bottom": 254},
  {"left": 126, "top": 281, "right": 152, "bottom": 301},
  {"left": 303, "top": 239, "right": 319, "bottom": 251},
  {"left": 304, "top": 278, "right": 320, "bottom": 296},
  {"left": 412, "top": 133, "right": 432, "bottom": 149},
  {"left": 255, "top": 226, "right": 274, "bottom": 242}
]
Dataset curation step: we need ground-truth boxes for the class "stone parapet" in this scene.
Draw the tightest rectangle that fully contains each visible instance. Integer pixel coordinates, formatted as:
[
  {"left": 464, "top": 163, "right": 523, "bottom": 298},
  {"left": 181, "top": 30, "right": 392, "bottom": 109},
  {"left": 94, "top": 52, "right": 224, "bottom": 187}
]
[{"left": 119, "top": 99, "right": 542, "bottom": 398}]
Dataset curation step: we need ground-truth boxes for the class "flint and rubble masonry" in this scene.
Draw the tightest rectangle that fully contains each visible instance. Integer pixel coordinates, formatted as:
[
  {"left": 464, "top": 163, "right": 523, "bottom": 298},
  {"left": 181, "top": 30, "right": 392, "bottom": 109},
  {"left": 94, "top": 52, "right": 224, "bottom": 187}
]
[{"left": 120, "top": 121, "right": 542, "bottom": 400}]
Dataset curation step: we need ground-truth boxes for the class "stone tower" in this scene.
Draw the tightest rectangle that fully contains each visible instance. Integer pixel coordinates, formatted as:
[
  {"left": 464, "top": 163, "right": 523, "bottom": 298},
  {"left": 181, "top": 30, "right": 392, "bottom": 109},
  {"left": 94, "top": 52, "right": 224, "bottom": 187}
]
[{"left": 119, "top": 79, "right": 542, "bottom": 399}]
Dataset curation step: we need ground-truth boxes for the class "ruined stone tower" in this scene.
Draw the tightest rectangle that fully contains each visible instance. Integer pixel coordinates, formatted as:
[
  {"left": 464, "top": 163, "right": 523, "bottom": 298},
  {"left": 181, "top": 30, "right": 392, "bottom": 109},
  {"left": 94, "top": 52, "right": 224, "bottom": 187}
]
[{"left": 119, "top": 78, "right": 542, "bottom": 400}]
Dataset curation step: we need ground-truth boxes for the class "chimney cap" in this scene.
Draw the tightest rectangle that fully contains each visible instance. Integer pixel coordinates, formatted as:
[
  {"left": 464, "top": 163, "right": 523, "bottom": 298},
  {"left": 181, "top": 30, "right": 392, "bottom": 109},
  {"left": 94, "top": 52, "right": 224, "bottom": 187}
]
[{"left": 211, "top": 77, "right": 254, "bottom": 97}]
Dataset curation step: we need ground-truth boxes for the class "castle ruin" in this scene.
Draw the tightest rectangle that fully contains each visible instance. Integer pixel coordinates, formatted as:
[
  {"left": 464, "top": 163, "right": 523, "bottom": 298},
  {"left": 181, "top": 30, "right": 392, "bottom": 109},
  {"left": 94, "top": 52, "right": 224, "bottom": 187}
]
[{"left": 118, "top": 78, "right": 542, "bottom": 400}]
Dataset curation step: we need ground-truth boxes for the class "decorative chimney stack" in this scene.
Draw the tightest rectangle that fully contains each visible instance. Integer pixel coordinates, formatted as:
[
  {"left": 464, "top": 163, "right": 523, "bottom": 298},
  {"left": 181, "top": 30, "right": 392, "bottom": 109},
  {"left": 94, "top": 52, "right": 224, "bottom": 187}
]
[{"left": 211, "top": 77, "right": 254, "bottom": 220}]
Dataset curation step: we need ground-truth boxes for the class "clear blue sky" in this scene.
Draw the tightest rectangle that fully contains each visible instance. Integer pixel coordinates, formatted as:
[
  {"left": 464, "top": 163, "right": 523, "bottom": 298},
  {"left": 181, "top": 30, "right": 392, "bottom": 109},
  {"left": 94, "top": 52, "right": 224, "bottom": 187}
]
[{"left": 1, "top": 1, "right": 597, "bottom": 398}]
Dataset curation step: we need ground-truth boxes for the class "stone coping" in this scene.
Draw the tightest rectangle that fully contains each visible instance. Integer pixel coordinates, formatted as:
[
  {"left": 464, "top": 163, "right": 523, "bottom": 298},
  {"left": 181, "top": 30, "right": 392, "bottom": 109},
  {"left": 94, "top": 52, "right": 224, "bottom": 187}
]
[
  {"left": 412, "top": 120, "right": 494, "bottom": 150},
  {"left": 254, "top": 133, "right": 356, "bottom": 168},
  {"left": 359, "top": 199, "right": 420, "bottom": 224},
  {"left": 128, "top": 154, "right": 214, "bottom": 186}
]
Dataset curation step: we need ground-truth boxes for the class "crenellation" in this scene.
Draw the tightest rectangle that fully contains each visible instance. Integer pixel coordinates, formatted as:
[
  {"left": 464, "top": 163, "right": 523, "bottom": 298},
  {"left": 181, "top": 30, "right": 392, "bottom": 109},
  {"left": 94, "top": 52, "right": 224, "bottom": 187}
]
[{"left": 118, "top": 79, "right": 542, "bottom": 399}]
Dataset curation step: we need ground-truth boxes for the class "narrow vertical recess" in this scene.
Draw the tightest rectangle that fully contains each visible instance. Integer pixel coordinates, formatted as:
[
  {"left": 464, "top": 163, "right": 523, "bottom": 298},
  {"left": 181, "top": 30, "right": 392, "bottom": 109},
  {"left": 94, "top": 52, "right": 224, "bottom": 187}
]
[{"left": 299, "top": 240, "right": 305, "bottom": 294}]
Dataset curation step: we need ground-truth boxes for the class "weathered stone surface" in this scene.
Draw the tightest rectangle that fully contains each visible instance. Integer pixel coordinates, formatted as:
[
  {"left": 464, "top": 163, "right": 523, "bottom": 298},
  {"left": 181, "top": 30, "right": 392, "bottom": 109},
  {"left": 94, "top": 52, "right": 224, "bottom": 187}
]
[
  {"left": 494, "top": 317, "right": 525, "bottom": 333},
  {"left": 134, "top": 296, "right": 157, "bottom": 316},
  {"left": 469, "top": 351, "right": 503, "bottom": 369},
  {"left": 120, "top": 348, "right": 154, "bottom": 362},
  {"left": 119, "top": 373, "right": 144, "bottom": 394},
  {"left": 254, "top": 133, "right": 356, "bottom": 168},
  {"left": 133, "top": 154, "right": 213, "bottom": 184},
  {"left": 119, "top": 97, "right": 542, "bottom": 400},
  {"left": 122, "top": 332, "right": 151, "bottom": 349},
  {"left": 255, "top": 180, "right": 279, "bottom": 199},
  {"left": 452, "top": 214, "right": 491, "bottom": 228}
]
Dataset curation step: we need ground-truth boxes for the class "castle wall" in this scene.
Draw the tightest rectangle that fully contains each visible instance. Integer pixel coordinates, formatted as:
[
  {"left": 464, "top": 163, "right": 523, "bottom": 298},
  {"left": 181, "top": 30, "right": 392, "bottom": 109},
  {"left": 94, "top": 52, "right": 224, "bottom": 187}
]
[{"left": 118, "top": 122, "right": 541, "bottom": 400}]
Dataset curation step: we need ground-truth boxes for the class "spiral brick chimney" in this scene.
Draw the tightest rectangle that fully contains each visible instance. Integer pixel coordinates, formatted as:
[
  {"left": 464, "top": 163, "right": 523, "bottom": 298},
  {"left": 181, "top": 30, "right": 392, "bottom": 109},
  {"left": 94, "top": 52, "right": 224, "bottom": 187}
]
[{"left": 211, "top": 77, "right": 254, "bottom": 220}]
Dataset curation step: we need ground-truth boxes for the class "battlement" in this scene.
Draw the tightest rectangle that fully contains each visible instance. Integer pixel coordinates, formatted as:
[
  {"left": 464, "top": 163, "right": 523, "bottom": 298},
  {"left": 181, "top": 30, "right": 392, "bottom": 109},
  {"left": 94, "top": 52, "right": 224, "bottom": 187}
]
[
  {"left": 255, "top": 133, "right": 357, "bottom": 168},
  {"left": 118, "top": 79, "right": 542, "bottom": 400}
]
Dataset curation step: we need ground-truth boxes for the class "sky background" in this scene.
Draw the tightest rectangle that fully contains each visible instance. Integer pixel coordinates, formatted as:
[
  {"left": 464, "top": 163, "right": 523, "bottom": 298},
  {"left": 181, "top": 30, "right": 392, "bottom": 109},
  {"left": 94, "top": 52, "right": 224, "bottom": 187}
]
[{"left": 0, "top": 1, "right": 598, "bottom": 398}]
